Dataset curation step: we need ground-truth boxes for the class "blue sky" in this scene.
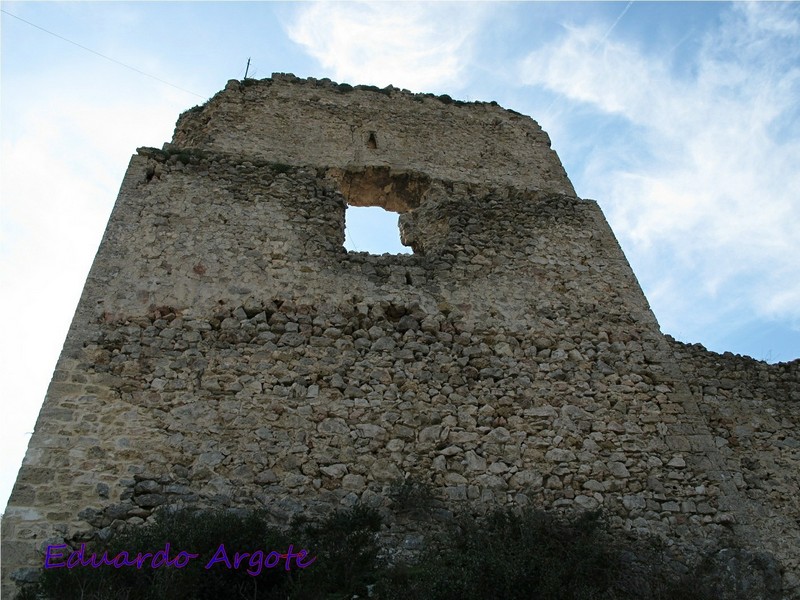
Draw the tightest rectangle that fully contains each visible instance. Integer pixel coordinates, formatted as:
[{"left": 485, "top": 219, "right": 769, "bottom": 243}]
[{"left": 1, "top": 1, "right": 799, "bottom": 512}]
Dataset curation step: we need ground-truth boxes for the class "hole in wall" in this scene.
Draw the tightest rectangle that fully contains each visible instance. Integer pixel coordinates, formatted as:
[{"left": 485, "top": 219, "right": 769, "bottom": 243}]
[
  {"left": 344, "top": 206, "right": 411, "bottom": 255},
  {"left": 329, "top": 167, "right": 430, "bottom": 256},
  {"left": 367, "top": 132, "right": 378, "bottom": 149}
]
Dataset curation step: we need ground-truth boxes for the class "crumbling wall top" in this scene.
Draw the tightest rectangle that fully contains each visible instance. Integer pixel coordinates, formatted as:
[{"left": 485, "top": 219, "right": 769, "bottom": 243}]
[{"left": 172, "top": 73, "right": 576, "bottom": 196}]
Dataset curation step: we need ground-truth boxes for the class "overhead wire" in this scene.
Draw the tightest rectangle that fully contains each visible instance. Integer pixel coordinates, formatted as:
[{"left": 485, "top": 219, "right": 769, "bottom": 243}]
[
  {"left": 2, "top": 7, "right": 363, "bottom": 253},
  {"left": 0, "top": 8, "right": 207, "bottom": 99}
]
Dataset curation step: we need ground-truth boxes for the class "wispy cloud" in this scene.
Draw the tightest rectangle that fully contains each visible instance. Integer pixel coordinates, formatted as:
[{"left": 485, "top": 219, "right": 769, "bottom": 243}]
[
  {"left": 286, "top": 1, "right": 487, "bottom": 92},
  {"left": 519, "top": 3, "right": 800, "bottom": 339}
]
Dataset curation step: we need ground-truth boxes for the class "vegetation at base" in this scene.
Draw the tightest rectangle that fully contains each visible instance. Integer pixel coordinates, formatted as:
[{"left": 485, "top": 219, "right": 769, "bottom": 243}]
[
  {"left": 17, "top": 504, "right": 739, "bottom": 600},
  {"left": 18, "top": 505, "right": 383, "bottom": 600},
  {"left": 290, "top": 505, "right": 383, "bottom": 598},
  {"left": 387, "top": 477, "right": 435, "bottom": 517},
  {"left": 355, "top": 84, "right": 393, "bottom": 97},
  {"left": 375, "top": 508, "right": 706, "bottom": 600}
]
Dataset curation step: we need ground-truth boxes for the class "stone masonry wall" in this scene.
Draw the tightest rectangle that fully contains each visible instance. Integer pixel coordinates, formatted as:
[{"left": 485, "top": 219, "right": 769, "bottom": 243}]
[
  {"left": 669, "top": 338, "right": 800, "bottom": 592},
  {"left": 3, "top": 75, "right": 798, "bottom": 598},
  {"left": 172, "top": 74, "right": 576, "bottom": 196}
]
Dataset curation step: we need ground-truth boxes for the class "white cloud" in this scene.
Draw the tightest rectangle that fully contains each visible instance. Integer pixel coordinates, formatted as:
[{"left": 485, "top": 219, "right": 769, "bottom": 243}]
[
  {"left": 518, "top": 3, "right": 800, "bottom": 339},
  {"left": 0, "top": 83, "right": 187, "bottom": 512},
  {"left": 286, "top": 1, "right": 487, "bottom": 92}
]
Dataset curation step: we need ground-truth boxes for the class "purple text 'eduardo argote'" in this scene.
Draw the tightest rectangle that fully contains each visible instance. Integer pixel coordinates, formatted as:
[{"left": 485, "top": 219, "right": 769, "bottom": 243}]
[{"left": 45, "top": 543, "right": 316, "bottom": 576}]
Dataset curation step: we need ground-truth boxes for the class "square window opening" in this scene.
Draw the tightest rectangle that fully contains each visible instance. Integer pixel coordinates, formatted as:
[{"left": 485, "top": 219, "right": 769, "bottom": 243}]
[{"left": 344, "top": 205, "right": 412, "bottom": 255}]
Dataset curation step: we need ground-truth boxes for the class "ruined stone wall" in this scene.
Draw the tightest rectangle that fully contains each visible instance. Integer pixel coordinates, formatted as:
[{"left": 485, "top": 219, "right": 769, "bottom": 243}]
[
  {"left": 3, "top": 75, "right": 798, "bottom": 598},
  {"left": 172, "top": 74, "right": 576, "bottom": 196},
  {"left": 669, "top": 338, "right": 800, "bottom": 592}
]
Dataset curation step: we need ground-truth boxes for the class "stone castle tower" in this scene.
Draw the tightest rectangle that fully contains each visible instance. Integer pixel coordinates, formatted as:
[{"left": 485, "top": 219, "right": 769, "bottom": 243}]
[{"left": 3, "top": 74, "right": 799, "bottom": 598}]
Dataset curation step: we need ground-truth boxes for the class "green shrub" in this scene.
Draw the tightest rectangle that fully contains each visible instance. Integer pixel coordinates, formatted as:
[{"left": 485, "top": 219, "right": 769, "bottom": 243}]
[
  {"left": 387, "top": 477, "right": 435, "bottom": 517},
  {"left": 289, "top": 505, "right": 383, "bottom": 599},
  {"left": 375, "top": 508, "right": 712, "bottom": 600},
  {"left": 376, "top": 509, "right": 618, "bottom": 600},
  {"left": 20, "top": 505, "right": 388, "bottom": 600},
  {"left": 356, "top": 84, "right": 392, "bottom": 97},
  {"left": 16, "top": 505, "right": 751, "bottom": 600},
  {"left": 22, "top": 508, "right": 297, "bottom": 600}
]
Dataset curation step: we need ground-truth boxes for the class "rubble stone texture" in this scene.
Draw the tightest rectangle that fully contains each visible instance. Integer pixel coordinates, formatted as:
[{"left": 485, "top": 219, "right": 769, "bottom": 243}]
[{"left": 3, "top": 74, "right": 799, "bottom": 598}]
